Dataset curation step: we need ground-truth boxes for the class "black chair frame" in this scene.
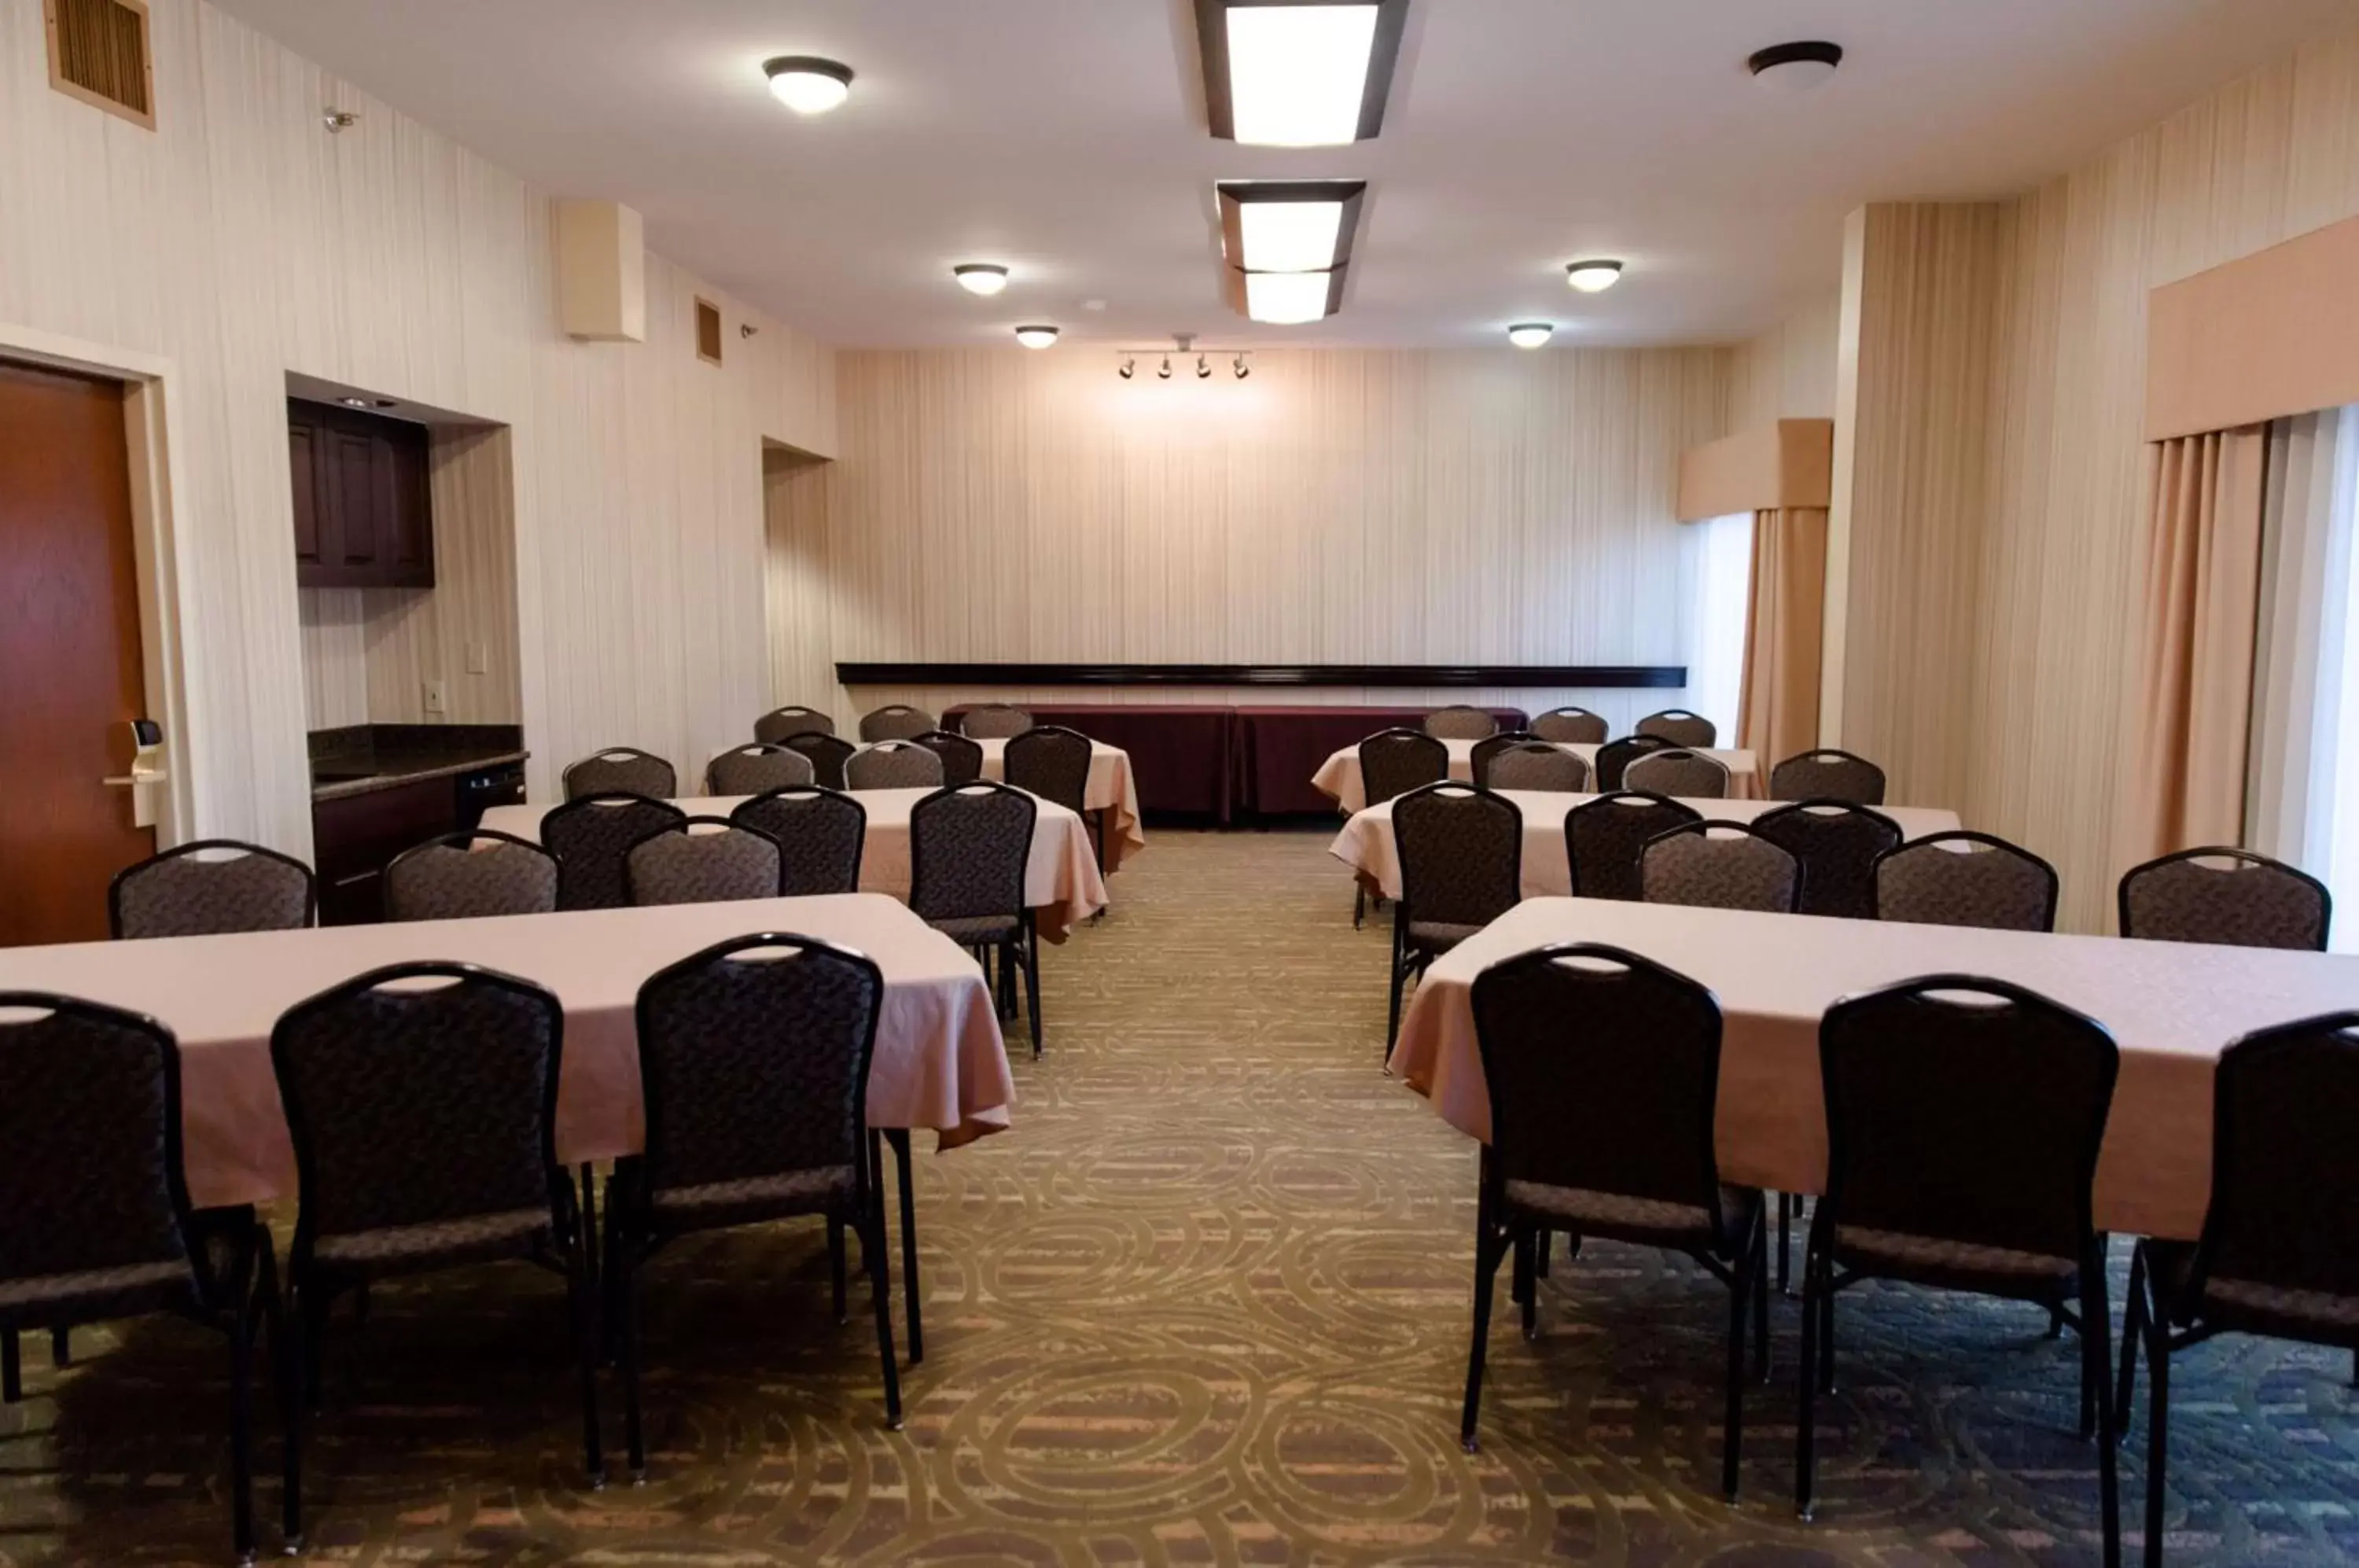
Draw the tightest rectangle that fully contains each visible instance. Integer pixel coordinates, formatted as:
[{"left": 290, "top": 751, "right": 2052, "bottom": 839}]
[
  {"left": 2117, "top": 845, "right": 2331, "bottom": 950},
  {"left": 108, "top": 838, "right": 318, "bottom": 939}
]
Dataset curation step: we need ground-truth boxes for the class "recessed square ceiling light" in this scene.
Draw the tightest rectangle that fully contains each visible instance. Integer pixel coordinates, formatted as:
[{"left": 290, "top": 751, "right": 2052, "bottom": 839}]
[
  {"left": 1197, "top": 0, "right": 1409, "bottom": 146},
  {"left": 1235, "top": 200, "right": 1345, "bottom": 274},
  {"left": 1242, "top": 271, "right": 1339, "bottom": 325}
]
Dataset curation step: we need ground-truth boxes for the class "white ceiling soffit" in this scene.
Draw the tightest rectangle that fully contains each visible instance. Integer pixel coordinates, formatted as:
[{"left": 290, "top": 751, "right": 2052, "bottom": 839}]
[{"left": 210, "top": 0, "right": 2359, "bottom": 348}]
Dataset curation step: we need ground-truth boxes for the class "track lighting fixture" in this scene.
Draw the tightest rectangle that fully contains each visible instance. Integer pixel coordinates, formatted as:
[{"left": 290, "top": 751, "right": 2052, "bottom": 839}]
[
  {"left": 1118, "top": 357, "right": 1135, "bottom": 380},
  {"left": 1110, "top": 338, "right": 1253, "bottom": 382},
  {"left": 1196, "top": 354, "right": 1212, "bottom": 379},
  {"left": 1234, "top": 355, "right": 1249, "bottom": 380}
]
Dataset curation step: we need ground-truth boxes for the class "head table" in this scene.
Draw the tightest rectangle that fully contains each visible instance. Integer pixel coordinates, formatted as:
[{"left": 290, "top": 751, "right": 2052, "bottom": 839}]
[{"left": 1312, "top": 738, "right": 1761, "bottom": 813}]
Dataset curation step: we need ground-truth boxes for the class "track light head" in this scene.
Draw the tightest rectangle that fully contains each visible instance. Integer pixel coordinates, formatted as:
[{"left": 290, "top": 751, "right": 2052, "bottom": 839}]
[
  {"left": 1157, "top": 355, "right": 1173, "bottom": 380},
  {"left": 1234, "top": 355, "right": 1250, "bottom": 380},
  {"left": 1196, "top": 354, "right": 1213, "bottom": 379},
  {"left": 1117, "top": 357, "right": 1135, "bottom": 380}
]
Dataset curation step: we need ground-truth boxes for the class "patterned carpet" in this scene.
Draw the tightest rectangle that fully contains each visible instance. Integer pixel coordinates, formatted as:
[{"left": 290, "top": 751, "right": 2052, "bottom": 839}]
[{"left": 6, "top": 828, "right": 2359, "bottom": 1565}]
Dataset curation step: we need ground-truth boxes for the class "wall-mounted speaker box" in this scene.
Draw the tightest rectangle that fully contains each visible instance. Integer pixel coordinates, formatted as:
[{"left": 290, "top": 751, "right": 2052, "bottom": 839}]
[{"left": 554, "top": 199, "right": 646, "bottom": 343}]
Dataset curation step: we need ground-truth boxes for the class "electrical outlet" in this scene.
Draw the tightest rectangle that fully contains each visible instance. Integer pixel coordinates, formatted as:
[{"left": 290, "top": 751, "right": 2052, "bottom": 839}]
[
  {"left": 465, "top": 641, "right": 489, "bottom": 675},
  {"left": 423, "top": 679, "right": 448, "bottom": 715}
]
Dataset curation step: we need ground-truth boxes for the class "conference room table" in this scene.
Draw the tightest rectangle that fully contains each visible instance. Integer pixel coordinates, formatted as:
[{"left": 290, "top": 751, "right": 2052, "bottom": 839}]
[
  {"left": 1388, "top": 896, "right": 2359, "bottom": 1241},
  {"left": 973, "top": 736, "right": 1146, "bottom": 873},
  {"left": 482, "top": 786, "right": 1109, "bottom": 940},
  {"left": 1312, "top": 738, "right": 1761, "bottom": 813},
  {"left": 1330, "top": 790, "right": 1959, "bottom": 900},
  {"left": 0, "top": 893, "right": 1014, "bottom": 1213}
]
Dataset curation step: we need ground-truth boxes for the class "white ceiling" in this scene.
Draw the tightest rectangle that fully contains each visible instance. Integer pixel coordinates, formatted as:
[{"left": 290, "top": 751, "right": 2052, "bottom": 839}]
[{"left": 212, "top": 0, "right": 2359, "bottom": 349}]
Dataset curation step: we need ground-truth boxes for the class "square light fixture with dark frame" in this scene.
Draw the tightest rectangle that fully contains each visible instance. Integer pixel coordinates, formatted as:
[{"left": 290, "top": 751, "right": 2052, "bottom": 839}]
[
  {"left": 1194, "top": 0, "right": 1410, "bottom": 147},
  {"left": 1216, "top": 179, "right": 1367, "bottom": 325}
]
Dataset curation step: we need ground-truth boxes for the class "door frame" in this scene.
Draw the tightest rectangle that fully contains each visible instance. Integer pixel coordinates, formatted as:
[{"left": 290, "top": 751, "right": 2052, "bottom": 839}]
[{"left": 0, "top": 322, "right": 196, "bottom": 848}]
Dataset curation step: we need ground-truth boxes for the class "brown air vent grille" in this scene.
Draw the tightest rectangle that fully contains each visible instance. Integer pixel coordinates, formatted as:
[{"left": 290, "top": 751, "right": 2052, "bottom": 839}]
[
  {"left": 694, "top": 297, "right": 723, "bottom": 366},
  {"left": 46, "top": 0, "right": 154, "bottom": 128}
]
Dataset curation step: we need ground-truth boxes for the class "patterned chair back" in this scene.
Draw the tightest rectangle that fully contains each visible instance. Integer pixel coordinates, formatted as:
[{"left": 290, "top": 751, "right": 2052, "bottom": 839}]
[
  {"left": 859, "top": 705, "right": 936, "bottom": 743},
  {"left": 632, "top": 934, "right": 885, "bottom": 1202},
  {"left": 1004, "top": 725, "right": 1092, "bottom": 813},
  {"left": 845, "top": 741, "right": 946, "bottom": 792},
  {"left": 270, "top": 963, "right": 565, "bottom": 1257},
  {"left": 782, "top": 732, "right": 856, "bottom": 790},
  {"left": 1592, "top": 733, "right": 1673, "bottom": 790},
  {"left": 960, "top": 705, "right": 1034, "bottom": 740},
  {"left": 1818, "top": 976, "right": 2116, "bottom": 1264},
  {"left": 1484, "top": 742, "right": 1590, "bottom": 793},
  {"left": 2187, "top": 1014, "right": 2359, "bottom": 1305},
  {"left": 1769, "top": 749, "right": 1886, "bottom": 807},
  {"left": 1567, "top": 792, "right": 1702, "bottom": 901},
  {"left": 1873, "top": 832, "right": 2057, "bottom": 933},
  {"left": 912, "top": 730, "right": 985, "bottom": 787},
  {"left": 732, "top": 788, "right": 868, "bottom": 896},
  {"left": 908, "top": 783, "right": 1036, "bottom": 926},
  {"left": 1393, "top": 784, "right": 1522, "bottom": 936},
  {"left": 1470, "top": 947, "right": 1735, "bottom": 1244},
  {"left": 2118, "top": 848, "right": 2331, "bottom": 951},
  {"left": 109, "top": 839, "right": 315, "bottom": 940},
  {"left": 0, "top": 993, "right": 200, "bottom": 1297},
  {"left": 1358, "top": 729, "right": 1448, "bottom": 808},
  {"left": 385, "top": 831, "right": 558, "bottom": 922},
  {"left": 1623, "top": 748, "right": 1731, "bottom": 801},
  {"left": 1529, "top": 707, "right": 1608, "bottom": 745},
  {"left": 1751, "top": 801, "right": 1903, "bottom": 920},
  {"left": 1422, "top": 705, "right": 1499, "bottom": 741},
  {"left": 562, "top": 748, "right": 676, "bottom": 802},
  {"left": 625, "top": 818, "right": 785, "bottom": 906},
  {"left": 754, "top": 705, "right": 834, "bottom": 745},
  {"left": 707, "top": 744, "right": 815, "bottom": 797},
  {"left": 1641, "top": 823, "right": 1801, "bottom": 913},
  {"left": 1468, "top": 731, "right": 1536, "bottom": 786},
  {"left": 542, "top": 794, "right": 687, "bottom": 911},
  {"left": 1636, "top": 709, "right": 1717, "bottom": 748}
]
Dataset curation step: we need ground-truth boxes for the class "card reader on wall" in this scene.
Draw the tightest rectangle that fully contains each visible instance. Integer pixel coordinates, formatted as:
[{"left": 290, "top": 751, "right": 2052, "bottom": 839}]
[{"left": 102, "top": 719, "right": 169, "bottom": 829}]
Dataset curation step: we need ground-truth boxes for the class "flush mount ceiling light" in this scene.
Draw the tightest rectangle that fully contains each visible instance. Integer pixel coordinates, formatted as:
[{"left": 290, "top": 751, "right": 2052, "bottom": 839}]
[
  {"left": 953, "top": 263, "right": 1010, "bottom": 296},
  {"left": 764, "top": 56, "right": 854, "bottom": 114},
  {"left": 1747, "top": 40, "right": 1842, "bottom": 93},
  {"left": 1196, "top": 0, "right": 1409, "bottom": 146},
  {"left": 1566, "top": 259, "right": 1624, "bottom": 293},
  {"left": 1507, "top": 323, "right": 1553, "bottom": 350},
  {"left": 1014, "top": 325, "right": 1060, "bottom": 349},
  {"left": 1218, "top": 180, "right": 1365, "bottom": 324}
]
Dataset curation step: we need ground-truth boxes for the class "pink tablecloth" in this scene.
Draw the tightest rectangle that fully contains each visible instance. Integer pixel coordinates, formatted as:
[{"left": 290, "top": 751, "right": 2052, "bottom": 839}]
[
  {"left": 1389, "top": 896, "right": 2359, "bottom": 1241},
  {"left": 0, "top": 893, "right": 1014, "bottom": 1210},
  {"left": 976, "top": 738, "right": 1146, "bottom": 872},
  {"left": 482, "top": 787, "right": 1109, "bottom": 940},
  {"left": 1312, "top": 739, "right": 1761, "bottom": 812}
]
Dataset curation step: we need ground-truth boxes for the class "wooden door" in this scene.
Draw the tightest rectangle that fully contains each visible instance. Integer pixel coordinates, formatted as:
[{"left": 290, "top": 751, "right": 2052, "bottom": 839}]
[{"left": 0, "top": 360, "right": 156, "bottom": 946}]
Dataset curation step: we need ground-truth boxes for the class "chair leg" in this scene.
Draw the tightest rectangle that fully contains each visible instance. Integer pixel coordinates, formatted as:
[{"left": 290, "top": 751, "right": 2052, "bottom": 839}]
[
  {"left": 50, "top": 1327, "right": 68, "bottom": 1369},
  {"left": 2144, "top": 1323, "right": 2169, "bottom": 1568},
  {"left": 887, "top": 1129, "right": 924, "bottom": 1364},
  {"left": 2, "top": 1331, "right": 18, "bottom": 1404},
  {"left": 828, "top": 1216, "right": 848, "bottom": 1324},
  {"left": 1020, "top": 931, "right": 1043, "bottom": 1060},
  {"left": 1515, "top": 1228, "right": 1539, "bottom": 1341},
  {"left": 1778, "top": 1195, "right": 1793, "bottom": 1295},
  {"left": 1534, "top": 1229, "right": 1551, "bottom": 1279},
  {"left": 570, "top": 1242, "right": 605, "bottom": 1489},
  {"left": 1816, "top": 1268, "right": 1836, "bottom": 1395},
  {"left": 2084, "top": 1259, "right": 2122, "bottom": 1568},
  {"left": 1752, "top": 1224, "right": 1772, "bottom": 1383},
  {"left": 1353, "top": 883, "right": 1366, "bottom": 929},
  {"left": 1460, "top": 1188, "right": 1507, "bottom": 1452},
  {"left": 1795, "top": 1242, "right": 1820, "bottom": 1521},
  {"left": 1723, "top": 1233, "right": 1750, "bottom": 1501},
  {"left": 227, "top": 1286, "right": 256, "bottom": 1565},
  {"left": 1386, "top": 911, "right": 1410, "bottom": 1054},
  {"left": 863, "top": 1198, "right": 905, "bottom": 1430},
  {"left": 2115, "top": 1244, "right": 2148, "bottom": 1437},
  {"left": 279, "top": 1286, "right": 306, "bottom": 1553}
]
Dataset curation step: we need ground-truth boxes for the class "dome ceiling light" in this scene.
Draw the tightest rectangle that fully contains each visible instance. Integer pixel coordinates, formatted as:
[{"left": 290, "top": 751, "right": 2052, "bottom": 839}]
[
  {"left": 1565, "top": 259, "right": 1624, "bottom": 293},
  {"left": 764, "top": 56, "right": 854, "bottom": 115},
  {"left": 1014, "top": 325, "right": 1060, "bottom": 349},
  {"left": 1507, "top": 323, "right": 1553, "bottom": 350},
  {"left": 1747, "top": 40, "right": 1842, "bottom": 94},
  {"left": 952, "top": 264, "right": 1010, "bottom": 296}
]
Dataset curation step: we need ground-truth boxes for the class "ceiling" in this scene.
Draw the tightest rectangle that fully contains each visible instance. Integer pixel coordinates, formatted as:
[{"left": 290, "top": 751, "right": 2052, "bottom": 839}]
[{"left": 212, "top": 0, "right": 2359, "bottom": 349}]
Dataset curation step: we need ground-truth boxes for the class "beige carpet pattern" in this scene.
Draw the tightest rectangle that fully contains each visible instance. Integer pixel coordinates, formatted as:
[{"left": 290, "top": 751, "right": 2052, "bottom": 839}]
[{"left": 4, "top": 829, "right": 2358, "bottom": 1565}]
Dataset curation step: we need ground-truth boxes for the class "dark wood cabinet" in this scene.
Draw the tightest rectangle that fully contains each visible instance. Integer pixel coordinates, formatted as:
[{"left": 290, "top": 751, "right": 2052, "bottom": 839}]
[
  {"left": 311, "top": 774, "right": 456, "bottom": 926},
  {"left": 288, "top": 398, "right": 433, "bottom": 589}
]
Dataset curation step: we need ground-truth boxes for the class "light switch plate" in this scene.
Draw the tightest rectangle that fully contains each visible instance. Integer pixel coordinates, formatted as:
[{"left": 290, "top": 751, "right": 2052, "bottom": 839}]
[
  {"left": 466, "top": 641, "right": 489, "bottom": 675},
  {"left": 423, "top": 678, "right": 448, "bottom": 715}
]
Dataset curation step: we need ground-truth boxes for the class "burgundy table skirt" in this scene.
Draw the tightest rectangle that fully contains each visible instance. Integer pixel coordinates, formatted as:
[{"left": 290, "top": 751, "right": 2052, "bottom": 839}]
[
  {"left": 1238, "top": 706, "right": 1527, "bottom": 815},
  {"left": 949, "top": 704, "right": 1238, "bottom": 822}
]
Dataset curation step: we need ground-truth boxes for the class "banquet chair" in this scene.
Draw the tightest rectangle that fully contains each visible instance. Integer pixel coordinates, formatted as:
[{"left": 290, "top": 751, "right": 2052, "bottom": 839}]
[
  {"left": 1873, "top": 831, "right": 2059, "bottom": 933},
  {"left": 911, "top": 729, "right": 984, "bottom": 787},
  {"left": 1389, "top": 784, "right": 1522, "bottom": 1049},
  {"left": 1641, "top": 822, "right": 1801, "bottom": 913},
  {"left": 110, "top": 839, "right": 316, "bottom": 940},
  {"left": 1355, "top": 729, "right": 1450, "bottom": 928},
  {"left": 783, "top": 731, "right": 856, "bottom": 790},
  {"left": 754, "top": 705, "right": 835, "bottom": 744},
  {"left": 1752, "top": 801, "right": 1904, "bottom": 920},
  {"left": 910, "top": 782, "right": 1042, "bottom": 1058},
  {"left": 1007, "top": 725, "right": 1098, "bottom": 870},
  {"left": 959, "top": 704, "right": 1033, "bottom": 739},
  {"left": 1463, "top": 946, "right": 1767, "bottom": 1500},
  {"left": 384, "top": 830, "right": 558, "bottom": 922},
  {"left": 845, "top": 740, "right": 945, "bottom": 792},
  {"left": 1592, "top": 733, "right": 1674, "bottom": 791},
  {"left": 1469, "top": 731, "right": 1538, "bottom": 786},
  {"left": 2117, "top": 847, "right": 2330, "bottom": 951},
  {"left": 562, "top": 747, "right": 676, "bottom": 802},
  {"left": 1637, "top": 709, "right": 1717, "bottom": 748},
  {"left": 707, "top": 743, "right": 814, "bottom": 797},
  {"left": 732, "top": 787, "right": 867, "bottom": 896},
  {"left": 2115, "top": 1012, "right": 2359, "bottom": 1568},
  {"left": 1769, "top": 749, "right": 1887, "bottom": 807},
  {"left": 1567, "top": 792, "right": 1702, "bottom": 902},
  {"left": 624, "top": 818, "right": 785, "bottom": 906},
  {"left": 0, "top": 994, "right": 277, "bottom": 1564},
  {"left": 1529, "top": 706, "right": 1608, "bottom": 745},
  {"left": 542, "top": 794, "right": 686, "bottom": 911},
  {"left": 1484, "top": 742, "right": 1590, "bottom": 793},
  {"left": 606, "top": 933, "right": 903, "bottom": 1481},
  {"left": 270, "top": 963, "right": 602, "bottom": 1547},
  {"left": 859, "top": 704, "right": 936, "bottom": 743},
  {"left": 1423, "top": 705, "right": 1499, "bottom": 741},
  {"left": 1624, "top": 748, "right": 1732, "bottom": 800},
  {"left": 1798, "top": 974, "right": 2120, "bottom": 1566}
]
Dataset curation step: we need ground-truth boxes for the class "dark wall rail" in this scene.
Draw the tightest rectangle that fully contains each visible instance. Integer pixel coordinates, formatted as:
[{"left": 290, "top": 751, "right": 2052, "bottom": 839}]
[{"left": 835, "top": 663, "right": 1687, "bottom": 688}]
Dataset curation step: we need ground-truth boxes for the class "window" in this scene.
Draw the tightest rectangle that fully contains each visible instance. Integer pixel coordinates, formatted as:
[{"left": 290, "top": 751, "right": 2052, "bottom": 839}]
[{"left": 1682, "top": 512, "right": 1754, "bottom": 745}]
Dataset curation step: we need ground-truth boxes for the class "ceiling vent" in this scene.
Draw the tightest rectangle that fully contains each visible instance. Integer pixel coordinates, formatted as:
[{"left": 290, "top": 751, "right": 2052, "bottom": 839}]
[{"left": 45, "top": 0, "right": 154, "bottom": 128}]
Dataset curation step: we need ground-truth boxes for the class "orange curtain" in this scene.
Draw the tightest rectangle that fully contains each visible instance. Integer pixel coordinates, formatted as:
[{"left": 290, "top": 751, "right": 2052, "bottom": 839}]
[
  {"left": 1736, "top": 507, "right": 1827, "bottom": 767},
  {"left": 2116, "top": 427, "right": 2270, "bottom": 867}
]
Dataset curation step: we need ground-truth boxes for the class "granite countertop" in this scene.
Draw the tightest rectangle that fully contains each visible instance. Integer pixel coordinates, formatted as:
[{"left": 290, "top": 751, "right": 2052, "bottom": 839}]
[{"left": 310, "top": 723, "right": 528, "bottom": 803}]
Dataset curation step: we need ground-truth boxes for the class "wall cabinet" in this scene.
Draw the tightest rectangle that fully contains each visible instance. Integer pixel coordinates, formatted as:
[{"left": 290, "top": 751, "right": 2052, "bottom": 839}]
[{"left": 289, "top": 399, "right": 432, "bottom": 588}]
